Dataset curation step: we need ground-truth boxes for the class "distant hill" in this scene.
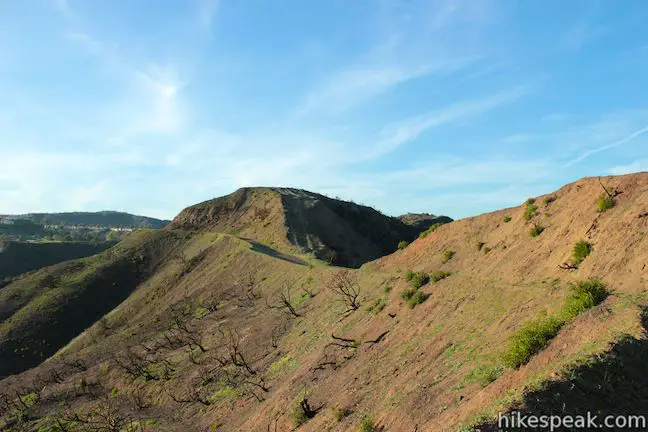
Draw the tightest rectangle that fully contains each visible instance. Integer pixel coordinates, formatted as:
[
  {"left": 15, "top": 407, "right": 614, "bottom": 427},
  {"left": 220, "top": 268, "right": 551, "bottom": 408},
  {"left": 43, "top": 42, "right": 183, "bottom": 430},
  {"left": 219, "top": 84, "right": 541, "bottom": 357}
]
[
  {"left": 398, "top": 212, "right": 453, "bottom": 231},
  {"left": 14, "top": 211, "right": 169, "bottom": 229},
  {"left": 168, "top": 187, "right": 450, "bottom": 267}
]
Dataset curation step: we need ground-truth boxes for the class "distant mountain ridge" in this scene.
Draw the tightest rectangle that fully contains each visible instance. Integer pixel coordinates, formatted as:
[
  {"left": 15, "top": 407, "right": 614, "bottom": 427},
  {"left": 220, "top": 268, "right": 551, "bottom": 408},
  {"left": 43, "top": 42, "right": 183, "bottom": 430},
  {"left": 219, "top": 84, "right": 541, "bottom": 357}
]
[{"left": 4, "top": 211, "right": 169, "bottom": 229}]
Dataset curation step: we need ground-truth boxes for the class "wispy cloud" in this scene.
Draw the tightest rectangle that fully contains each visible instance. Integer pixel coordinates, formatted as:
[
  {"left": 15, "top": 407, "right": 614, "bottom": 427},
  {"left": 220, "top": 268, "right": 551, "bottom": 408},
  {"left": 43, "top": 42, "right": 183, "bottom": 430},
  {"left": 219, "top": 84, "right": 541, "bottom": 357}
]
[
  {"left": 564, "top": 125, "right": 648, "bottom": 167},
  {"left": 367, "top": 86, "right": 529, "bottom": 158},
  {"left": 607, "top": 160, "right": 648, "bottom": 175}
]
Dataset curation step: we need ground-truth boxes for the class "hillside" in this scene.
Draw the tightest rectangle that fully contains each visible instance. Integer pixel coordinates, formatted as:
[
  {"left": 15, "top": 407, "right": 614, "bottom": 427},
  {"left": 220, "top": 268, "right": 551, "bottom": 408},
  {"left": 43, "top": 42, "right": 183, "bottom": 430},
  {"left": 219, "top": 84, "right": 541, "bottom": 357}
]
[
  {"left": 169, "top": 187, "right": 441, "bottom": 267},
  {"left": 16, "top": 211, "right": 170, "bottom": 228},
  {"left": 0, "top": 240, "right": 115, "bottom": 280},
  {"left": 0, "top": 174, "right": 646, "bottom": 432}
]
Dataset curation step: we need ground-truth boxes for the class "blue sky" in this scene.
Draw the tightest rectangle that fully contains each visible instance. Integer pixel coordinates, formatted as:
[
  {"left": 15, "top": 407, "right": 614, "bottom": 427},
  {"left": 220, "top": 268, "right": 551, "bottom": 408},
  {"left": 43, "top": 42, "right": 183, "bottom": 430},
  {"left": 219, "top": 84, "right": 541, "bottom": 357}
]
[{"left": 1, "top": 0, "right": 647, "bottom": 220}]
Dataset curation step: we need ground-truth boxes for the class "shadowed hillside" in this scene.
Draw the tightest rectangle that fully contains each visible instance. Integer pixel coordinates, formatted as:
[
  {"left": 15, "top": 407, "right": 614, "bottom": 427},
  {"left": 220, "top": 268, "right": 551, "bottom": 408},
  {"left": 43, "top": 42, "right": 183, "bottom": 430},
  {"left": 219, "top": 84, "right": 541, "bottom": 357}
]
[{"left": 0, "top": 174, "right": 646, "bottom": 432}]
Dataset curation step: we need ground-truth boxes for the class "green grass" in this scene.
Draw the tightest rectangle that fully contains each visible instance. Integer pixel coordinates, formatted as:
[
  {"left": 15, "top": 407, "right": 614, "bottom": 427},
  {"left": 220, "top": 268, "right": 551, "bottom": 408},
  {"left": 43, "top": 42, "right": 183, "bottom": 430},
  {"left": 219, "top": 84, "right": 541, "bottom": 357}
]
[
  {"left": 464, "top": 364, "right": 505, "bottom": 387},
  {"left": 571, "top": 240, "right": 592, "bottom": 265},
  {"left": 503, "top": 216, "right": 512, "bottom": 223},
  {"left": 561, "top": 279, "right": 609, "bottom": 320},
  {"left": 502, "top": 315, "right": 563, "bottom": 368},
  {"left": 442, "top": 250, "right": 455, "bottom": 262},
  {"left": 530, "top": 225, "right": 545, "bottom": 237},
  {"left": 597, "top": 194, "right": 615, "bottom": 212},
  {"left": 431, "top": 271, "right": 451, "bottom": 282},
  {"left": 401, "top": 288, "right": 427, "bottom": 309},
  {"left": 524, "top": 202, "right": 538, "bottom": 222},
  {"left": 365, "top": 298, "right": 387, "bottom": 315},
  {"left": 397, "top": 240, "right": 410, "bottom": 250}
]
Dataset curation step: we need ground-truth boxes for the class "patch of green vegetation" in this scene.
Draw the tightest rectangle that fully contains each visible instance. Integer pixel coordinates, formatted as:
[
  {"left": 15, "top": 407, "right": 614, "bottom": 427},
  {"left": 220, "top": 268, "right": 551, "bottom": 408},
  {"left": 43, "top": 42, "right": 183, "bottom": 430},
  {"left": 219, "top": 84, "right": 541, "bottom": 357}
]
[
  {"left": 523, "top": 201, "right": 539, "bottom": 222},
  {"left": 401, "top": 288, "right": 427, "bottom": 309},
  {"left": 530, "top": 225, "right": 545, "bottom": 237},
  {"left": 193, "top": 306, "right": 210, "bottom": 319},
  {"left": 397, "top": 240, "right": 410, "bottom": 250},
  {"left": 442, "top": 250, "right": 455, "bottom": 262},
  {"left": 543, "top": 196, "right": 556, "bottom": 205},
  {"left": 383, "top": 285, "right": 392, "bottom": 294},
  {"left": 597, "top": 194, "right": 615, "bottom": 212},
  {"left": 561, "top": 279, "right": 609, "bottom": 320},
  {"left": 483, "top": 246, "right": 492, "bottom": 254},
  {"left": 503, "top": 216, "right": 512, "bottom": 223},
  {"left": 476, "top": 242, "right": 485, "bottom": 251},
  {"left": 210, "top": 386, "right": 240, "bottom": 403},
  {"left": 431, "top": 271, "right": 451, "bottom": 282},
  {"left": 419, "top": 223, "right": 442, "bottom": 239},
  {"left": 366, "top": 297, "right": 387, "bottom": 315},
  {"left": 503, "top": 278, "right": 609, "bottom": 368},
  {"left": 291, "top": 397, "right": 316, "bottom": 427},
  {"left": 502, "top": 315, "right": 563, "bottom": 368},
  {"left": 410, "top": 271, "right": 430, "bottom": 289},
  {"left": 359, "top": 414, "right": 377, "bottom": 432},
  {"left": 267, "top": 355, "right": 298, "bottom": 378},
  {"left": 571, "top": 240, "right": 592, "bottom": 265},
  {"left": 405, "top": 270, "right": 415, "bottom": 281},
  {"left": 526, "top": 198, "right": 536, "bottom": 205},
  {"left": 464, "top": 364, "right": 504, "bottom": 387}
]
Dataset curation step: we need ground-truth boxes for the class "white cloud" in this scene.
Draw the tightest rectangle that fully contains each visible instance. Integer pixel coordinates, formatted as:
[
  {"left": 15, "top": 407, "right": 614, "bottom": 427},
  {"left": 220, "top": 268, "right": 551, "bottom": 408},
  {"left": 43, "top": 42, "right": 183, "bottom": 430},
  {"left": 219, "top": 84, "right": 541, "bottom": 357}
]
[
  {"left": 607, "top": 160, "right": 648, "bottom": 175},
  {"left": 564, "top": 124, "right": 648, "bottom": 167}
]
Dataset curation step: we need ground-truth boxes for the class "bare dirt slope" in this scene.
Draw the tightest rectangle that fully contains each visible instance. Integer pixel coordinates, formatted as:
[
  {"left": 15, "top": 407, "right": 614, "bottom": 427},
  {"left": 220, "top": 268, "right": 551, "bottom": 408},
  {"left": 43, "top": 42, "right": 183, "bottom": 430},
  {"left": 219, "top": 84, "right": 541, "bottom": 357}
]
[
  {"left": 0, "top": 174, "right": 646, "bottom": 432},
  {"left": 168, "top": 187, "right": 435, "bottom": 267}
]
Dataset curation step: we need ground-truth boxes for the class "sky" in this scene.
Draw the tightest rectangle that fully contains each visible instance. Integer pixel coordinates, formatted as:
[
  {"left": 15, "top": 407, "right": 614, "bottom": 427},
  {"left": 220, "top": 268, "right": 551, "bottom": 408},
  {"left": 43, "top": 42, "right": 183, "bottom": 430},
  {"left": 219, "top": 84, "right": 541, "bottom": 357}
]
[{"left": 1, "top": 0, "right": 647, "bottom": 220}]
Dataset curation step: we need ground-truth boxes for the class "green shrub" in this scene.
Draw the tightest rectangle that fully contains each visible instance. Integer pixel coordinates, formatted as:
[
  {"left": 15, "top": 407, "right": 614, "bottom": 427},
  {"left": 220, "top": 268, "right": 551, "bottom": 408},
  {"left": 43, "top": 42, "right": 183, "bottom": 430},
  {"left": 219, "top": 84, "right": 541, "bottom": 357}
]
[
  {"left": 410, "top": 272, "right": 430, "bottom": 289},
  {"left": 405, "top": 270, "right": 415, "bottom": 281},
  {"left": 406, "top": 290, "right": 426, "bottom": 309},
  {"left": 530, "top": 225, "right": 544, "bottom": 237},
  {"left": 523, "top": 202, "right": 538, "bottom": 222},
  {"left": 476, "top": 242, "right": 485, "bottom": 251},
  {"left": 464, "top": 364, "right": 504, "bottom": 387},
  {"left": 431, "top": 271, "right": 451, "bottom": 282},
  {"left": 359, "top": 415, "right": 377, "bottom": 432},
  {"left": 503, "top": 216, "right": 512, "bottom": 223},
  {"left": 562, "top": 278, "right": 609, "bottom": 320},
  {"left": 419, "top": 223, "right": 442, "bottom": 239},
  {"left": 503, "top": 315, "right": 563, "bottom": 368},
  {"left": 526, "top": 198, "right": 536, "bottom": 205},
  {"left": 291, "top": 398, "right": 316, "bottom": 427},
  {"left": 597, "top": 194, "right": 615, "bottom": 212},
  {"left": 442, "top": 250, "right": 455, "bottom": 262},
  {"left": 483, "top": 246, "right": 492, "bottom": 254},
  {"left": 543, "top": 196, "right": 556, "bottom": 205},
  {"left": 571, "top": 241, "right": 592, "bottom": 265},
  {"left": 384, "top": 285, "right": 392, "bottom": 293},
  {"left": 397, "top": 240, "right": 410, "bottom": 250}
]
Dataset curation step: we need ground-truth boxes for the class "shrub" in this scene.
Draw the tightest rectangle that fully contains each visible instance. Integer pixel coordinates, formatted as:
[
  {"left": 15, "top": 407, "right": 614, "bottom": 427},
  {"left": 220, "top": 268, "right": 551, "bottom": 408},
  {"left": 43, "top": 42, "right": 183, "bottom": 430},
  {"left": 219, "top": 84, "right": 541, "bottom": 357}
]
[
  {"left": 405, "top": 270, "right": 415, "bottom": 281},
  {"left": 562, "top": 278, "right": 609, "bottom": 320},
  {"left": 430, "top": 271, "right": 451, "bottom": 282},
  {"left": 465, "top": 364, "right": 504, "bottom": 387},
  {"left": 291, "top": 397, "right": 316, "bottom": 427},
  {"left": 476, "top": 242, "right": 485, "bottom": 251},
  {"left": 544, "top": 196, "right": 556, "bottom": 205},
  {"left": 502, "top": 315, "right": 563, "bottom": 368},
  {"left": 571, "top": 241, "right": 592, "bottom": 265},
  {"left": 442, "top": 250, "right": 455, "bottom": 262},
  {"left": 530, "top": 225, "right": 545, "bottom": 237},
  {"left": 397, "top": 240, "right": 410, "bottom": 250},
  {"left": 503, "top": 216, "right": 512, "bottom": 223},
  {"left": 523, "top": 202, "right": 538, "bottom": 222},
  {"left": 410, "top": 272, "right": 430, "bottom": 289},
  {"left": 383, "top": 285, "right": 392, "bottom": 293},
  {"left": 359, "top": 415, "right": 377, "bottom": 432},
  {"left": 597, "top": 194, "right": 615, "bottom": 212},
  {"left": 526, "top": 198, "right": 536, "bottom": 205},
  {"left": 401, "top": 288, "right": 427, "bottom": 309}
]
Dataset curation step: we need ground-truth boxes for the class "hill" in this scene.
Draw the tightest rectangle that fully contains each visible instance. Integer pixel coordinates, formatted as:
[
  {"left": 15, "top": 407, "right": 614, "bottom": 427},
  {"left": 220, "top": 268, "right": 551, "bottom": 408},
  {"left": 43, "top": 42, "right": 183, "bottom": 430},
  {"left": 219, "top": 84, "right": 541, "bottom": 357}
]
[
  {"left": 0, "top": 174, "right": 646, "bottom": 432},
  {"left": 15, "top": 211, "right": 170, "bottom": 229},
  {"left": 169, "top": 187, "right": 443, "bottom": 267},
  {"left": 398, "top": 212, "right": 454, "bottom": 232},
  {"left": 0, "top": 240, "right": 115, "bottom": 281}
]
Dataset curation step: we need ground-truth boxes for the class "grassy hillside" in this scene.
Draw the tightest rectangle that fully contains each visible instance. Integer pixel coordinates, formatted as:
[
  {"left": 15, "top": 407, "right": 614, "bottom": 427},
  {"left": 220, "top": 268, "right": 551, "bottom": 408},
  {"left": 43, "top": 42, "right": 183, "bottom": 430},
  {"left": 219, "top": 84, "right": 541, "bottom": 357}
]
[
  {"left": 20, "top": 211, "right": 170, "bottom": 228},
  {"left": 0, "top": 174, "right": 646, "bottom": 432}
]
